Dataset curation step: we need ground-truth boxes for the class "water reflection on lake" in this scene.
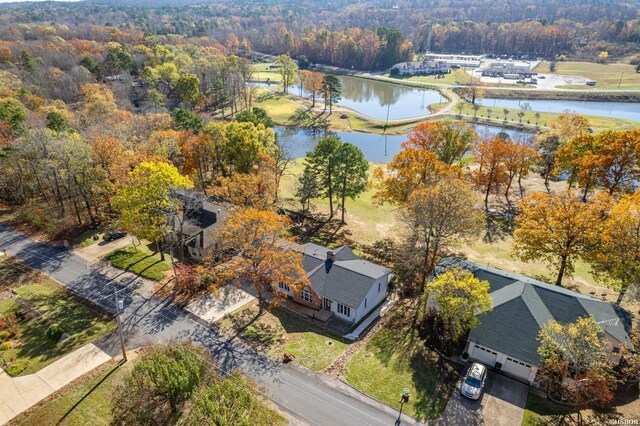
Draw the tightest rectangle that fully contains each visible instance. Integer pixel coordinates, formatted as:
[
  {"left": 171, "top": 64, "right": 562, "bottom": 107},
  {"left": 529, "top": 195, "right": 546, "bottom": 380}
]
[
  {"left": 252, "top": 76, "right": 443, "bottom": 120},
  {"left": 276, "top": 125, "right": 531, "bottom": 164}
]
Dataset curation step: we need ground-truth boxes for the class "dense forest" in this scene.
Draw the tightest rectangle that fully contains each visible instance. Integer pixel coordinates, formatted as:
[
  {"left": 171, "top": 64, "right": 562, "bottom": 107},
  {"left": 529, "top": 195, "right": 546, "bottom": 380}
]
[{"left": 1, "top": 0, "right": 639, "bottom": 69}]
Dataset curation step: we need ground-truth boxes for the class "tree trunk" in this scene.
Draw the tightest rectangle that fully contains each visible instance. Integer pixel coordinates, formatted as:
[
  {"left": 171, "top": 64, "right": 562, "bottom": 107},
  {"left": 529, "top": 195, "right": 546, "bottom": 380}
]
[
  {"left": 616, "top": 284, "right": 629, "bottom": 305},
  {"left": 556, "top": 256, "right": 567, "bottom": 286},
  {"left": 156, "top": 240, "right": 165, "bottom": 261},
  {"left": 341, "top": 174, "right": 347, "bottom": 224},
  {"left": 312, "top": 92, "right": 316, "bottom": 108},
  {"left": 327, "top": 161, "right": 334, "bottom": 219},
  {"left": 484, "top": 180, "right": 492, "bottom": 210}
]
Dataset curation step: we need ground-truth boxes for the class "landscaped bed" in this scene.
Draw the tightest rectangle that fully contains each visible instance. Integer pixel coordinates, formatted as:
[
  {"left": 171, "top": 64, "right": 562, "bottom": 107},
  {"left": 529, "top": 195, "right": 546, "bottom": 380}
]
[
  {"left": 219, "top": 301, "right": 350, "bottom": 371},
  {"left": 0, "top": 257, "right": 116, "bottom": 376}
]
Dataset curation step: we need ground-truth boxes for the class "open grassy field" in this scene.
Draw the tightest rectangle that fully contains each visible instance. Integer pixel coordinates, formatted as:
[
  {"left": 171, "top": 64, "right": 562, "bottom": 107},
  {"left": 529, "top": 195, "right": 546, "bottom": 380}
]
[
  {"left": 280, "top": 159, "right": 400, "bottom": 245},
  {"left": 0, "top": 257, "right": 115, "bottom": 376},
  {"left": 251, "top": 63, "right": 283, "bottom": 83},
  {"left": 449, "top": 100, "right": 640, "bottom": 131},
  {"left": 534, "top": 61, "right": 640, "bottom": 90},
  {"left": 279, "top": 160, "right": 612, "bottom": 296},
  {"left": 219, "top": 301, "right": 350, "bottom": 371}
]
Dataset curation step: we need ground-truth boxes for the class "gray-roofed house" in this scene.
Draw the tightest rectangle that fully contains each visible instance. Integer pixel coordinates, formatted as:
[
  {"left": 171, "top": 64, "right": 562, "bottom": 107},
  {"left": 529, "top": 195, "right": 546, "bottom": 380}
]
[
  {"left": 172, "top": 191, "right": 229, "bottom": 259},
  {"left": 276, "top": 243, "right": 393, "bottom": 325},
  {"left": 436, "top": 258, "right": 633, "bottom": 385}
]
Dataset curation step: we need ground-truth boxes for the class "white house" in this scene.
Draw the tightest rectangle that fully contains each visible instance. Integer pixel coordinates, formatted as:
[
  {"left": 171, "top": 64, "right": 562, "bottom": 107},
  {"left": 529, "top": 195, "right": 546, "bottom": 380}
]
[{"left": 277, "top": 243, "right": 393, "bottom": 325}]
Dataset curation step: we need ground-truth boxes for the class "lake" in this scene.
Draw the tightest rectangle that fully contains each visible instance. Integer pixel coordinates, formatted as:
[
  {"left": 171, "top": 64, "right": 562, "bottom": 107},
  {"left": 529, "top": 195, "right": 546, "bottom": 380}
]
[
  {"left": 252, "top": 76, "right": 444, "bottom": 120},
  {"left": 479, "top": 98, "right": 640, "bottom": 123},
  {"left": 276, "top": 125, "right": 531, "bottom": 164}
]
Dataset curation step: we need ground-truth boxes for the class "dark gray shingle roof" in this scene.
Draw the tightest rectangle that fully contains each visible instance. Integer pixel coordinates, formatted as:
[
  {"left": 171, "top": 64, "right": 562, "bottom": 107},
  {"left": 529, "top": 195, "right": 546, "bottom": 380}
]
[
  {"left": 440, "top": 258, "right": 633, "bottom": 365},
  {"left": 294, "top": 243, "right": 392, "bottom": 308}
]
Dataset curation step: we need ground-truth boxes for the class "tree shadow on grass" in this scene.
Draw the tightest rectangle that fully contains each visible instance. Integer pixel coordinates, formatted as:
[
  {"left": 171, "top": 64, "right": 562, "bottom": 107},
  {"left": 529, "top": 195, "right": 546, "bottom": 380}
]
[
  {"left": 483, "top": 212, "right": 516, "bottom": 244},
  {"left": 55, "top": 361, "right": 122, "bottom": 425}
]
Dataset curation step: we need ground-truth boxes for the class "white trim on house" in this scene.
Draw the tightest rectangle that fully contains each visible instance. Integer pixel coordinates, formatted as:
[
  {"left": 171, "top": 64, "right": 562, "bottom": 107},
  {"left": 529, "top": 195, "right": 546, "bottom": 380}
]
[{"left": 468, "top": 341, "right": 538, "bottom": 384}]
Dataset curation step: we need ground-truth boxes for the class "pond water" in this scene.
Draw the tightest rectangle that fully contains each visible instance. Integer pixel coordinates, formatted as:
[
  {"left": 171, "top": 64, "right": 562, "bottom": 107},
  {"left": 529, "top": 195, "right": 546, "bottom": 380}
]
[
  {"left": 479, "top": 98, "right": 640, "bottom": 123},
  {"left": 251, "top": 76, "right": 444, "bottom": 120},
  {"left": 276, "top": 125, "right": 531, "bottom": 164}
]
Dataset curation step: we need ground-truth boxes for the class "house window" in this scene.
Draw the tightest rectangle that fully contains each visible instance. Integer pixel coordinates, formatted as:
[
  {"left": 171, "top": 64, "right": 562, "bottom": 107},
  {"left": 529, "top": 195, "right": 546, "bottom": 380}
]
[
  {"left": 278, "top": 282, "right": 290, "bottom": 292},
  {"left": 301, "top": 288, "right": 312, "bottom": 302},
  {"left": 337, "top": 303, "right": 351, "bottom": 317},
  {"left": 364, "top": 298, "right": 367, "bottom": 308},
  {"left": 378, "top": 282, "right": 381, "bottom": 293}
]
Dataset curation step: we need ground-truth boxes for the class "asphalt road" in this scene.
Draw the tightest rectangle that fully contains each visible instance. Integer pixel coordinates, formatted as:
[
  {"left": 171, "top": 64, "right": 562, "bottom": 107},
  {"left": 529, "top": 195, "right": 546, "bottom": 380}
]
[{"left": 0, "top": 224, "right": 418, "bottom": 426}]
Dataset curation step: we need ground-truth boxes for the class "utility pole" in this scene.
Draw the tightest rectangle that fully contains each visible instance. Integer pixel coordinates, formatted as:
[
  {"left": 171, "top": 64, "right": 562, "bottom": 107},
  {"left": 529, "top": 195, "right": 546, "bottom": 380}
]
[
  {"left": 114, "top": 288, "right": 127, "bottom": 362},
  {"left": 618, "top": 72, "right": 624, "bottom": 89}
]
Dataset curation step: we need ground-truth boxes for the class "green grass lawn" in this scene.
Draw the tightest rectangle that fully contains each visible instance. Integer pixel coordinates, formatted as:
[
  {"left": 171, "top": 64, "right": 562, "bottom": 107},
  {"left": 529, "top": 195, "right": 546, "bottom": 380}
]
[
  {"left": 344, "top": 309, "right": 459, "bottom": 420},
  {"left": 521, "top": 393, "right": 576, "bottom": 426},
  {"left": 0, "top": 258, "right": 115, "bottom": 376},
  {"left": 280, "top": 159, "right": 400, "bottom": 245},
  {"left": 105, "top": 245, "right": 171, "bottom": 281},
  {"left": 12, "top": 359, "right": 124, "bottom": 426},
  {"left": 220, "top": 301, "right": 350, "bottom": 371},
  {"left": 534, "top": 61, "right": 640, "bottom": 90},
  {"left": 452, "top": 100, "right": 640, "bottom": 131},
  {"left": 252, "top": 64, "right": 283, "bottom": 83}
]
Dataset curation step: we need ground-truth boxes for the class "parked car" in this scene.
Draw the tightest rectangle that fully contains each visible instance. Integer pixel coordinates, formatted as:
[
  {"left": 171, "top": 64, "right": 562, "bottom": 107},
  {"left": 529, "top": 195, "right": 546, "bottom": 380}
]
[
  {"left": 538, "top": 75, "right": 546, "bottom": 79},
  {"left": 103, "top": 231, "right": 127, "bottom": 242},
  {"left": 460, "top": 362, "right": 487, "bottom": 400}
]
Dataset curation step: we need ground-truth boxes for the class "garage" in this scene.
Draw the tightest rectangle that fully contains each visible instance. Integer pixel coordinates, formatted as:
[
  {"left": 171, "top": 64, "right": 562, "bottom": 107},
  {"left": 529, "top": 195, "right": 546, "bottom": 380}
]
[
  {"left": 502, "top": 357, "right": 534, "bottom": 381},
  {"left": 470, "top": 343, "right": 498, "bottom": 367}
]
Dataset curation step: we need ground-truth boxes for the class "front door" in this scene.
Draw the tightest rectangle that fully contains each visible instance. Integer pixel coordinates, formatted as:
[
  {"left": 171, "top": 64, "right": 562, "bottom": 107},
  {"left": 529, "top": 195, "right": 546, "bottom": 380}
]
[{"left": 323, "top": 298, "right": 332, "bottom": 310}]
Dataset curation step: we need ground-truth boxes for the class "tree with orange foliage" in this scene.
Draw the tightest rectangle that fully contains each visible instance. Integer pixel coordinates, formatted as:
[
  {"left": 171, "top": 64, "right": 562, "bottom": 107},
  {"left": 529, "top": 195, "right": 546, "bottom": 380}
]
[
  {"left": 512, "top": 190, "right": 611, "bottom": 286},
  {"left": 473, "top": 138, "right": 509, "bottom": 210},
  {"left": 501, "top": 141, "right": 540, "bottom": 206},
  {"left": 210, "top": 153, "right": 278, "bottom": 209},
  {"left": 301, "top": 70, "right": 324, "bottom": 108},
  {"left": 180, "top": 131, "right": 218, "bottom": 192},
  {"left": 215, "top": 208, "right": 307, "bottom": 314},
  {"left": 588, "top": 190, "right": 640, "bottom": 304},
  {"left": 554, "top": 133, "right": 601, "bottom": 199},
  {"left": 592, "top": 129, "right": 640, "bottom": 196},
  {"left": 405, "top": 121, "right": 476, "bottom": 166},
  {"left": 371, "top": 127, "right": 460, "bottom": 206}
]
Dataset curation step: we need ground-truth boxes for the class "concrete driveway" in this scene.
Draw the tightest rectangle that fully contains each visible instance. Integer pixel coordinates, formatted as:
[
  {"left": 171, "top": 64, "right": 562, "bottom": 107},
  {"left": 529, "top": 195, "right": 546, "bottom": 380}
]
[
  {"left": 75, "top": 236, "right": 134, "bottom": 263},
  {"left": 439, "top": 371, "right": 528, "bottom": 426}
]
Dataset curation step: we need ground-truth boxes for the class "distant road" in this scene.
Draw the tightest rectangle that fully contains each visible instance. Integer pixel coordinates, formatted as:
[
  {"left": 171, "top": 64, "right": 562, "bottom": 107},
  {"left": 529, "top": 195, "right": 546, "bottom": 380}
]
[{"left": 0, "top": 223, "right": 419, "bottom": 426}]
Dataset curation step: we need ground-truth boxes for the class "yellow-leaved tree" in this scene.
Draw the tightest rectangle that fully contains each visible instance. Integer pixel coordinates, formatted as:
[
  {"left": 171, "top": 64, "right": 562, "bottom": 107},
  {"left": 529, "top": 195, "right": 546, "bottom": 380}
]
[
  {"left": 111, "top": 161, "right": 193, "bottom": 260},
  {"left": 423, "top": 267, "right": 493, "bottom": 340},
  {"left": 215, "top": 208, "right": 308, "bottom": 314},
  {"left": 512, "top": 190, "right": 611, "bottom": 286}
]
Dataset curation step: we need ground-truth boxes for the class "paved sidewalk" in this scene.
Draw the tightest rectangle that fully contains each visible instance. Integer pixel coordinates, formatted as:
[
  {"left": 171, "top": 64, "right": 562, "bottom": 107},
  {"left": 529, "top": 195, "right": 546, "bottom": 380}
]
[
  {"left": 185, "top": 284, "right": 255, "bottom": 324},
  {"left": 0, "top": 343, "right": 112, "bottom": 425},
  {"left": 344, "top": 298, "right": 394, "bottom": 341}
]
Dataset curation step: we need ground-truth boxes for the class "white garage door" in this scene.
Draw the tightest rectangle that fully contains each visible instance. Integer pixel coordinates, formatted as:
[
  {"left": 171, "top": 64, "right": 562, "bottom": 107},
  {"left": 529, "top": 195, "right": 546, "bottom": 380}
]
[
  {"left": 503, "top": 357, "right": 533, "bottom": 381},
  {"left": 471, "top": 344, "right": 498, "bottom": 367}
]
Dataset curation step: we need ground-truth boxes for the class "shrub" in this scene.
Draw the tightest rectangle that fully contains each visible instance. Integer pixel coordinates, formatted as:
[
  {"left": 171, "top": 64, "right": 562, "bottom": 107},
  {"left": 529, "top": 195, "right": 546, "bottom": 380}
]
[
  {"left": 0, "top": 330, "right": 10, "bottom": 340},
  {"left": 0, "top": 341, "right": 14, "bottom": 350},
  {"left": 6, "top": 359, "right": 28, "bottom": 376},
  {"left": 113, "top": 342, "right": 209, "bottom": 421},
  {"left": 46, "top": 324, "right": 64, "bottom": 342}
]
